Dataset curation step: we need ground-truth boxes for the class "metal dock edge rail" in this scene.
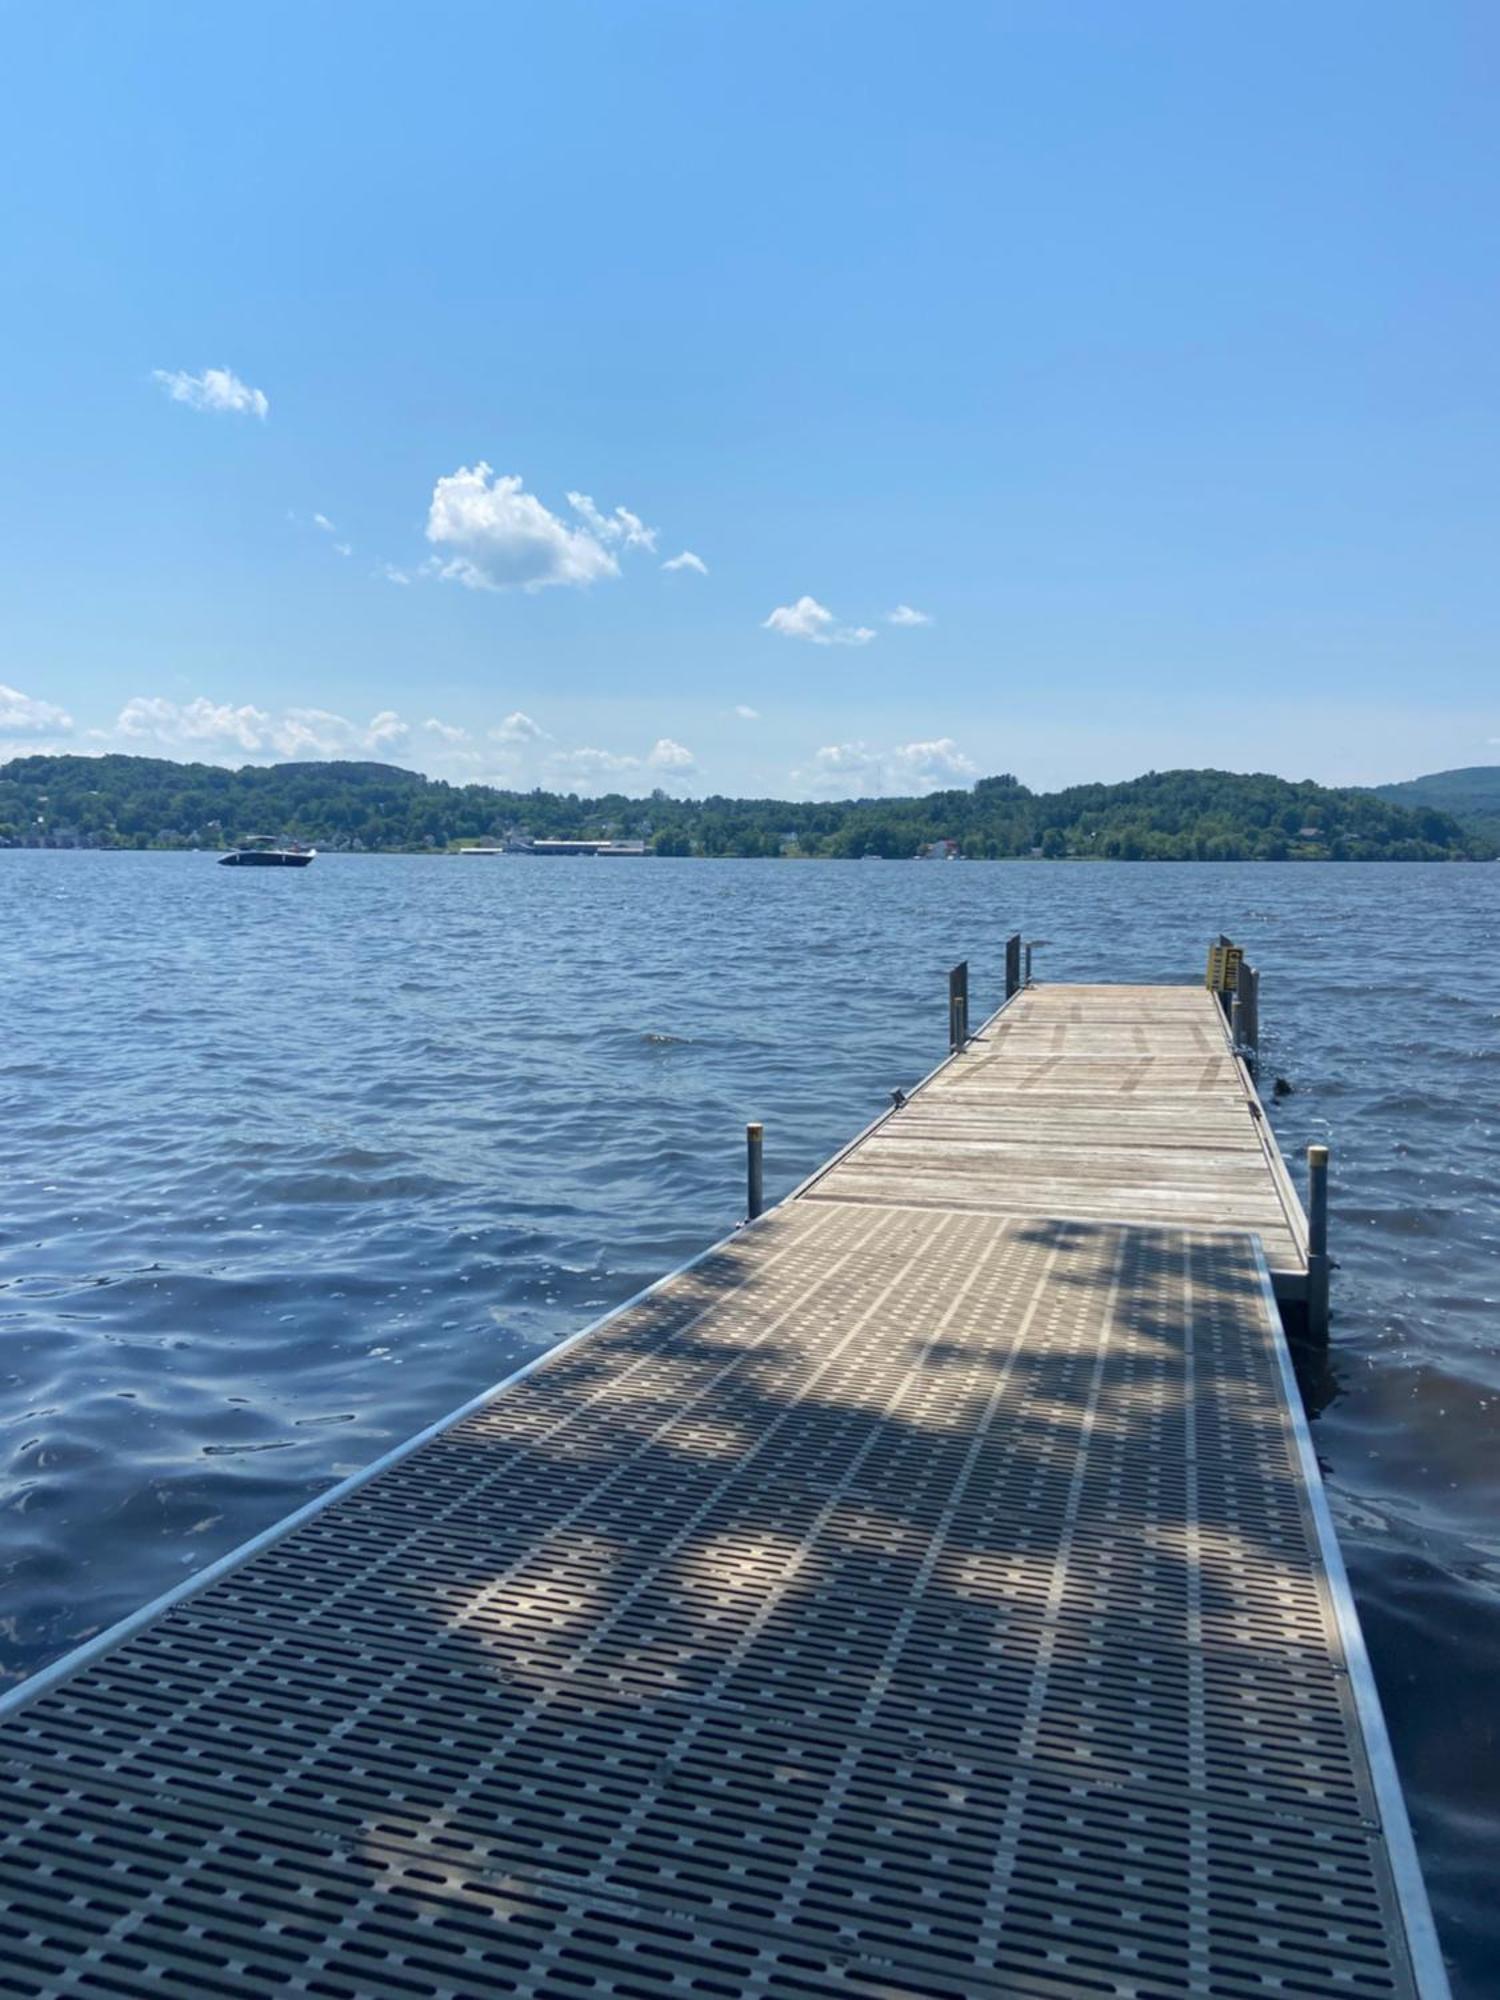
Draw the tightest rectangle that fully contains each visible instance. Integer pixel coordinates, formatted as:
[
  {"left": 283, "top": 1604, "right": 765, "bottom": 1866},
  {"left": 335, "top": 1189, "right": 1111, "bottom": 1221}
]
[{"left": 0, "top": 965, "right": 1448, "bottom": 1998}]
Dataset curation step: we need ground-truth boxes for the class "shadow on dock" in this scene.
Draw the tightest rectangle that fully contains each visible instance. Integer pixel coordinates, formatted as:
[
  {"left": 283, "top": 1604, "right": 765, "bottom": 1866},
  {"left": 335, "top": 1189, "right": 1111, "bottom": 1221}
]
[{"left": 0, "top": 1204, "right": 1425, "bottom": 1997}]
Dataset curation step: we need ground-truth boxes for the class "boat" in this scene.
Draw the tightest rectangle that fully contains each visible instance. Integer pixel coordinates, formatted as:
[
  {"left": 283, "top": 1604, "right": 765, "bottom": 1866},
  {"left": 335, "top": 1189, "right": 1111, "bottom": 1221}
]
[{"left": 219, "top": 836, "right": 316, "bottom": 868}]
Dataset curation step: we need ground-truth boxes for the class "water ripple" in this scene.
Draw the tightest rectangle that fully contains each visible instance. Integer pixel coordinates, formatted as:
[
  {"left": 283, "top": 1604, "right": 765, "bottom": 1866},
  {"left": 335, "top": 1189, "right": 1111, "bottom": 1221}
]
[{"left": 1, "top": 850, "right": 1496, "bottom": 1991}]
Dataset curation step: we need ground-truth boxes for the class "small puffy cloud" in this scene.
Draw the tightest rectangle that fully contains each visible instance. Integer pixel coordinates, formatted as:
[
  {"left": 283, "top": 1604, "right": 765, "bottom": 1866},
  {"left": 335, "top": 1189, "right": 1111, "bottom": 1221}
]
[
  {"left": 364, "top": 710, "right": 408, "bottom": 750},
  {"left": 890, "top": 737, "right": 977, "bottom": 788},
  {"left": 426, "top": 464, "right": 622, "bottom": 593},
  {"left": 887, "top": 604, "right": 932, "bottom": 627},
  {"left": 662, "top": 550, "right": 708, "bottom": 575},
  {"left": 763, "top": 596, "right": 875, "bottom": 647},
  {"left": 271, "top": 709, "right": 358, "bottom": 757},
  {"left": 490, "top": 711, "right": 550, "bottom": 743},
  {"left": 380, "top": 564, "right": 412, "bottom": 586},
  {"left": 795, "top": 737, "right": 977, "bottom": 799},
  {"left": 547, "top": 746, "right": 642, "bottom": 787},
  {"left": 765, "top": 596, "right": 832, "bottom": 642},
  {"left": 118, "top": 695, "right": 270, "bottom": 752},
  {"left": 733, "top": 704, "right": 760, "bottom": 720},
  {"left": 313, "top": 513, "right": 336, "bottom": 534},
  {"left": 152, "top": 366, "right": 268, "bottom": 420},
  {"left": 567, "top": 492, "right": 658, "bottom": 553},
  {"left": 423, "top": 717, "right": 469, "bottom": 743},
  {"left": 644, "top": 738, "right": 698, "bottom": 793},
  {"left": 0, "top": 684, "right": 74, "bottom": 736},
  {"left": 115, "top": 696, "right": 411, "bottom": 762}
]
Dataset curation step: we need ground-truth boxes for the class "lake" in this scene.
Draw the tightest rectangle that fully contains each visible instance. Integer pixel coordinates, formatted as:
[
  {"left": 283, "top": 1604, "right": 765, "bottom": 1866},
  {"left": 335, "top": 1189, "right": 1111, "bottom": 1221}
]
[{"left": 2, "top": 850, "right": 1496, "bottom": 1991}]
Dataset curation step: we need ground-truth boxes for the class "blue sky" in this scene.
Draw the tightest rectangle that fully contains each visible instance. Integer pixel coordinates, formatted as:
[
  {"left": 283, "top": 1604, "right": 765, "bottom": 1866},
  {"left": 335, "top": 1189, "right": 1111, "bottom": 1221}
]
[{"left": 1, "top": 1, "right": 1496, "bottom": 797}]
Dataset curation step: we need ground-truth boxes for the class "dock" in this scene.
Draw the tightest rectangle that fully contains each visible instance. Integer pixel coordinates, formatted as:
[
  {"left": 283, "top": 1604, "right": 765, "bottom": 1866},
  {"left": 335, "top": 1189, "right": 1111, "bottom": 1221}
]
[
  {"left": 805, "top": 981, "right": 1308, "bottom": 1290},
  {"left": 0, "top": 955, "right": 1446, "bottom": 1997}
]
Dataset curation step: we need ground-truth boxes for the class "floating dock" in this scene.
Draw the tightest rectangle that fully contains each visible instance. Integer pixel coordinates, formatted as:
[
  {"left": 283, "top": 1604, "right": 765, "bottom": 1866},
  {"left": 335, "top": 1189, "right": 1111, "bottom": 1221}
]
[
  {"left": 806, "top": 981, "right": 1308, "bottom": 1289},
  {"left": 0, "top": 963, "right": 1446, "bottom": 1996}
]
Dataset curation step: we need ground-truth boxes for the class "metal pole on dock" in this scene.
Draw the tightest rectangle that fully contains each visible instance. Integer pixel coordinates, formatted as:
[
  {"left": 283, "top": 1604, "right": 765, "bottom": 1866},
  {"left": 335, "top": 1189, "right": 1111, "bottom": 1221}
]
[
  {"left": 1306, "top": 1143, "right": 1330, "bottom": 1341},
  {"left": 746, "top": 1123, "right": 764, "bottom": 1221},
  {"left": 949, "top": 962, "right": 969, "bottom": 1053},
  {"left": 1005, "top": 931, "right": 1022, "bottom": 1000},
  {"left": 1235, "top": 958, "right": 1260, "bottom": 1078}
]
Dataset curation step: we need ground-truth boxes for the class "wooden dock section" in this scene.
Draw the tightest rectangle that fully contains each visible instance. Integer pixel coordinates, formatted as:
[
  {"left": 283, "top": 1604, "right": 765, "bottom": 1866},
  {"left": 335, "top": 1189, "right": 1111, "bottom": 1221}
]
[
  {"left": 805, "top": 982, "right": 1308, "bottom": 1288},
  {"left": 0, "top": 971, "right": 1445, "bottom": 1997}
]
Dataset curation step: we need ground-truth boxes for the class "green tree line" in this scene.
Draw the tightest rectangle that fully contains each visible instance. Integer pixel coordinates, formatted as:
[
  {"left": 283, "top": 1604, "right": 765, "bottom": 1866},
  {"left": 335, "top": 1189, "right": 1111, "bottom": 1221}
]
[{"left": 1, "top": 753, "right": 1489, "bottom": 860}]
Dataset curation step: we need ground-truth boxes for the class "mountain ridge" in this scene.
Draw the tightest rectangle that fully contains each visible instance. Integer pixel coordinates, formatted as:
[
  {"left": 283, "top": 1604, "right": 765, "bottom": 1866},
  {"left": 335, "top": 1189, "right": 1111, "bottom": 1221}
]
[{"left": 1368, "top": 765, "right": 1500, "bottom": 847}]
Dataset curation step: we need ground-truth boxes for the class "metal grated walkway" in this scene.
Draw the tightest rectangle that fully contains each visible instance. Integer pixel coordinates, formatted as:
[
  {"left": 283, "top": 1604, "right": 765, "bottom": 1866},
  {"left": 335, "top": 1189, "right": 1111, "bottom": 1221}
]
[{"left": 0, "top": 990, "right": 1445, "bottom": 1997}]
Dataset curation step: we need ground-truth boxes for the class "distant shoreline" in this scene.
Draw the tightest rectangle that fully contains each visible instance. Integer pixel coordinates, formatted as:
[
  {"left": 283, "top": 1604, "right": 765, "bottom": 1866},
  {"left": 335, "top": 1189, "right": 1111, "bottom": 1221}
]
[
  {"left": 3, "top": 845, "right": 1485, "bottom": 865},
  {"left": 3, "top": 752, "right": 1492, "bottom": 862}
]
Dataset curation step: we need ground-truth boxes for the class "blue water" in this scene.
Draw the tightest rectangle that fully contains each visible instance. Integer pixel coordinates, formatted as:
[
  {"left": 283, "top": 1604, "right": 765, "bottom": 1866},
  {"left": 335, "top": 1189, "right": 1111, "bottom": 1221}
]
[{"left": 2, "top": 852, "right": 1497, "bottom": 1991}]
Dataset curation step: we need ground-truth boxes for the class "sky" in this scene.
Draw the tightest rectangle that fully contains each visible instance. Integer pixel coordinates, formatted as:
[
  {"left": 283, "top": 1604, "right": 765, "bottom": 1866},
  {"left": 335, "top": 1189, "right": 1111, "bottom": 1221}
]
[{"left": 1, "top": 1, "right": 1497, "bottom": 799}]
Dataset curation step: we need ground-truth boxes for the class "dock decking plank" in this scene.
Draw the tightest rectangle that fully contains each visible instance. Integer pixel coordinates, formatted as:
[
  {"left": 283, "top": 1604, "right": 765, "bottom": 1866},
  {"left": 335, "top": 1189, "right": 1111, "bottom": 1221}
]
[{"left": 809, "top": 984, "right": 1309, "bottom": 1280}]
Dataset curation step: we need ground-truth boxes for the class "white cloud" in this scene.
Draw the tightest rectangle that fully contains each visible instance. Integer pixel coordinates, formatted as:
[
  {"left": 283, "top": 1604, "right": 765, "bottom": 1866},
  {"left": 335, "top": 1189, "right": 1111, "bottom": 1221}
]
[
  {"left": 733, "top": 704, "right": 760, "bottom": 720},
  {"left": 796, "top": 737, "right": 978, "bottom": 799},
  {"left": 333, "top": 542, "right": 353, "bottom": 557},
  {"left": 890, "top": 737, "right": 977, "bottom": 788},
  {"left": 423, "top": 717, "right": 469, "bottom": 743},
  {"left": 426, "top": 463, "right": 622, "bottom": 593},
  {"left": 364, "top": 710, "right": 408, "bottom": 750},
  {"left": 0, "top": 684, "right": 74, "bottom": 736},
  {"left": 763, "top": 596, "right": 875, "bottom": 647},
  {"left": 887, "top": 604, "right": 932, "bottom": 627},
  {"left": 547, "top": 747, "right": 642, "bottom": 787},
  {"left": 764, "top": 596, "right": 833, "bottom": 642},
  {"left": 380, "top": 564, "right": 412, "bottom": 586},
  {"left": 118, "top": 696, "right": 271, "bottom": 752},
  {"left": 313, "top": 513, "right": 336, "bottom": 534},
  {"left": 490, "top": 711, "right": 550, "bottom": 743},
  {"left": 647, "top": 737, "right": 695, "bottom": 770},
  {"left": 567, "top": 492, "right": 657, "bottom": 552},
  {"left": 662, "top": 550, "right": 708, "bottom": 575},
  {"left": 152, "top": 366, "right": 268, "bottom": 420},
  {"left": 115, "top": 696, "right": 411, "bottom": 762},
  {"left": 270, "top": 709, "right": 355, "bottom": 757}
]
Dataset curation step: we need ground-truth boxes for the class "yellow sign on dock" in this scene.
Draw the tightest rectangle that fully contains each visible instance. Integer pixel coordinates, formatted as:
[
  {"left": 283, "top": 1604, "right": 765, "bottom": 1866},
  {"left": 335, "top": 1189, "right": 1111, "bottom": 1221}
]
[{"left": 1206, "top": 941, "right": 1243, "bottom": 992}]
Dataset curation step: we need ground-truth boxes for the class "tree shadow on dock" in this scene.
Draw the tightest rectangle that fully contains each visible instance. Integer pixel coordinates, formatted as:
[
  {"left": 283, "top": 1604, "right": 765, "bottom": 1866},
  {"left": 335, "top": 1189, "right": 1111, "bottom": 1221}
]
[{"left": 0, "top": 1205, "right": 1423, "bottom": 1997}]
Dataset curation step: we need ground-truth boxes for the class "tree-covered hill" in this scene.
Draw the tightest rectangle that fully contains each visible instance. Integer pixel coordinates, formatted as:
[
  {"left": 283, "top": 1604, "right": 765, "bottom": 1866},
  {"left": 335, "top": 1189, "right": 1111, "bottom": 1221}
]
[
  {"left": 1369, "top": 766, "right": 1500, "bottom": 851},
  {"left": 0, "top": 753, "right": 1488, "bottom": 860}
]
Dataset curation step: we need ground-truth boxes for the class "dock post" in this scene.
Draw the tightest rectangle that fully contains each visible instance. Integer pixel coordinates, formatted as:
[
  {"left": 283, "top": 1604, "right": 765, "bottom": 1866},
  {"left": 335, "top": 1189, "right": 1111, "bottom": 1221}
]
[
  {"left": 746, "top": 1123, "right": 764, "bottom": 1221},
  {"left": 1235, "top": 959, "right": 1260, "bottom": 1077},
  {"left": 1240, "top": 964, "right": 1264, "bottom": 1080},
  {"left": 949, "top": 961, "right": 970, "bottom": 1052},
  {"left": 1024, "top": 941, "right": 1033, "bottom": 987},
  {"left": 1306, "top": 1143, "right": 1330, "bottom": 1341},
  {"left": 1004, "top": 931, "right": 1022, "bottom": 1000}
]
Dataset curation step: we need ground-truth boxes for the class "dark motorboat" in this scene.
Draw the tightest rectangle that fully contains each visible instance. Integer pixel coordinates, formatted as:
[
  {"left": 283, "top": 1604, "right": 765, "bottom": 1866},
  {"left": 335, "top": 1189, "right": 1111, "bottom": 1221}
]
[{"left": 219, "top": 836, "right": 316, "bottom": 868}]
